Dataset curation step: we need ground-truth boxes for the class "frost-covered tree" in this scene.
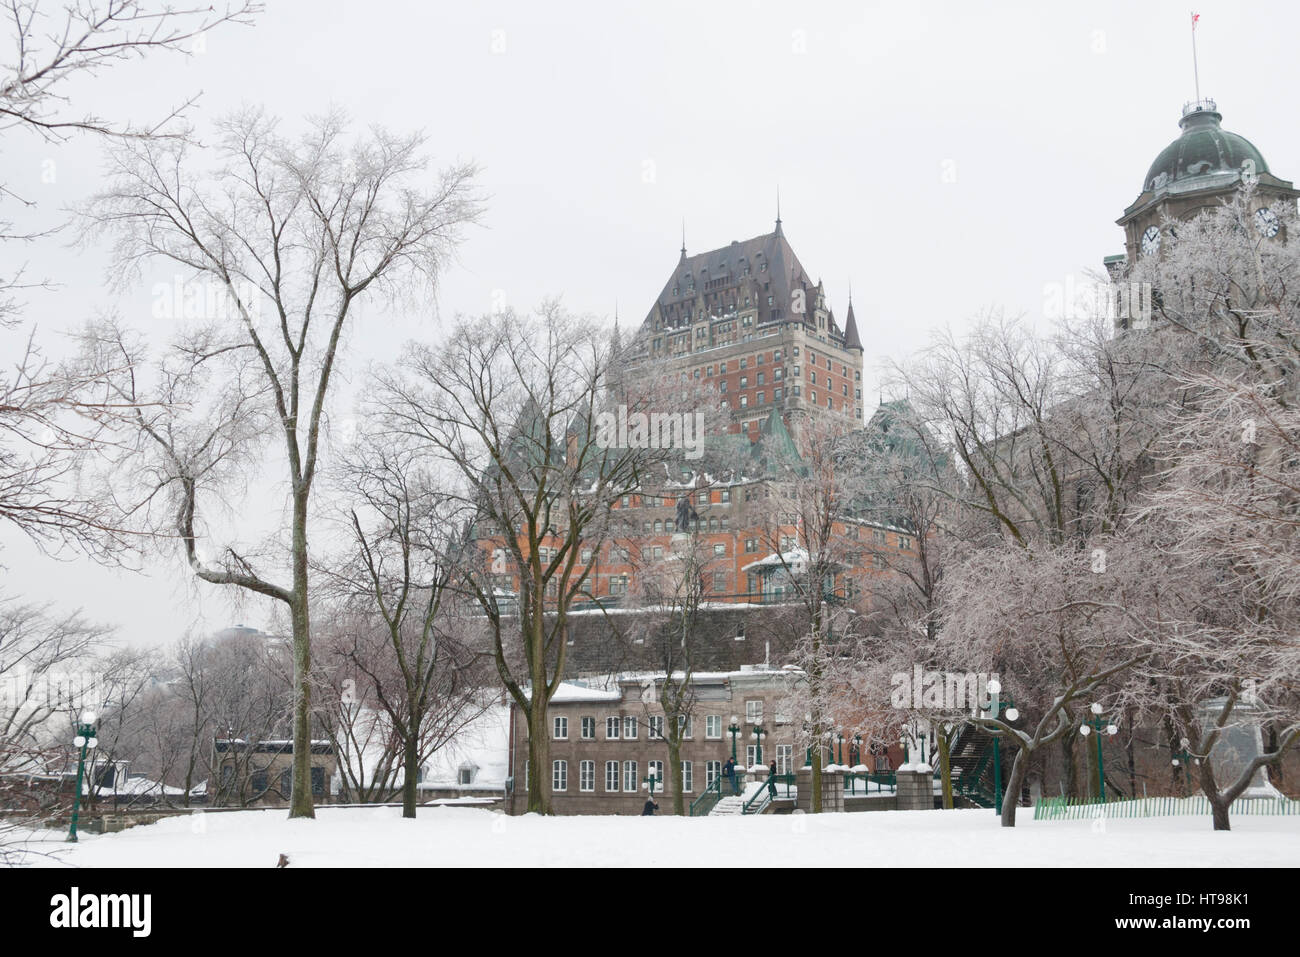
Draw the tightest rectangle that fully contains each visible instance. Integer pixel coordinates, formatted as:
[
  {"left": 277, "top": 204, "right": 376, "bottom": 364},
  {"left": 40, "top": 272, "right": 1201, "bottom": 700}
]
[{"left": 82, "top": 111, "right": 480, "bottom": 817}]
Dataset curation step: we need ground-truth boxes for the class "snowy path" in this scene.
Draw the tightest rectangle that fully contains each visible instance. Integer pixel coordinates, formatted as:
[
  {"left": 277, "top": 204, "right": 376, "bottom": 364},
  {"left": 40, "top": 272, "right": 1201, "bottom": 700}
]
[{"left": 16, "top": 805, "right": 1300, "bottom": 868}]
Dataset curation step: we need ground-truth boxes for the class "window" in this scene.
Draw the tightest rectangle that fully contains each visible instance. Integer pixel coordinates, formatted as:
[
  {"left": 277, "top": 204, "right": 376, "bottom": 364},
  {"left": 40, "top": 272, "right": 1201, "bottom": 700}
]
[
  {"left": 706, "top": 760, "right": 722, "bottom": 788},
  {"left": 553, "top": 716, "right": 568, "bottom": 740},
  {"left": 740, "top": 376, "right": 748, "bottom": 388},
  {"left": 581, "top": 716, "right": 596, "bottom": 739},
  {"left": 682, "top": 761, "right": 694, "bottom": 793},
  {"left": 580, "top": 760, "right": 595, "bottom": 792},
  {"left": 713, "top": 543, "right": 726, "bottom": 556},
  {"left": 746, "top": 699, "right": 763, "bottom": 723},
  {"left": 697, "top": 490, "right": 709, "bottom": 505},
  {"left": 810, "top": 372, "right": 817, "bottom": 385},
  {"left": 740, "top": 395, "right": 748, "bottom": 408},
  {"left": 280, "top": 769, "right": 292, "bottom": 795},
  {"left": 677, "top": 714, "right": 693, "bottom": 738},
  {"left": 757, "top": 392, "right": 764, "bottom": 405},
  {"left": 777, "top": 745, "right": 792, "bottom": 775},
  {"left": 623, "top": 715, "right": 638, "bottom": 739},
  {"left": 746, "top": 745, "right": 757, "bottom": 767},
  {"left": 757, "top": 372, "right": 765, "bottom": 386},
  {"left": 744, "top": 538, "right": 758, "bottom": 553},
  {"left": 251, "top": 770, "right": 268, "bottom": 794},
  {"left": 581, "top": 548, "right": 592, "bottom": 563},
  {"left": 648, "top": 715, "right": 664, "bottom": 739},
  {"left": 706, "top": 715, "right": 722, "bottom": 739},
  {"left": 605, "top": 761, "right": 620, "bottom": 791},
  {"left": 606, "top": 716, "right": 621, "bottom": 739},
  {"left": 647, "top": 760, "right": 664, "bottom": 787},
  {"left": 553, "top": 760, "right": 568, "bottom": 792},
  {"left": 623, "top": 760, "right": 638, "bottom": 791},
  {"left": 720, "top": 489, "right": 730, "bottom": 503},
  {"left": 774, "top": 368, "right": 783, "bottom": 381},
  {"left": 609, "top": 576, "right": 629, "bottom": 596},
  {"left": 775, "top": 387, "right": 783, "bottom": 400}
]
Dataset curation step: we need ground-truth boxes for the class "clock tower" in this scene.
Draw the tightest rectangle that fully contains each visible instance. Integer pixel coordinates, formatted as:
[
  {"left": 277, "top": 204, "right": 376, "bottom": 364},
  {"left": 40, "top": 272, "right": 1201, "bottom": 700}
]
[{"left": 1110, "top": 99, "right": 1299, "bottom": 276}]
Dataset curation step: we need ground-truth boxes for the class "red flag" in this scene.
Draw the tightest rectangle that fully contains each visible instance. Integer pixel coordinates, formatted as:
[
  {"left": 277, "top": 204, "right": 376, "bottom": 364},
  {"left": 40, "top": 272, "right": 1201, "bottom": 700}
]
[{"left": 1192, "top": 13, "right": 1200, "bottom": 29}]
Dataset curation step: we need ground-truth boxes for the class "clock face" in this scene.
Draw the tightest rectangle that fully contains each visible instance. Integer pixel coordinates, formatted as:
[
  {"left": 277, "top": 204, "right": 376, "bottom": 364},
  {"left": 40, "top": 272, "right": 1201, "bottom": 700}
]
[
  {"left": 1141, "top": 225, "right": 1162, "bottom": 257},
  {"left": 1255, "top": 207, "right": 1281, "bottom": 238}
]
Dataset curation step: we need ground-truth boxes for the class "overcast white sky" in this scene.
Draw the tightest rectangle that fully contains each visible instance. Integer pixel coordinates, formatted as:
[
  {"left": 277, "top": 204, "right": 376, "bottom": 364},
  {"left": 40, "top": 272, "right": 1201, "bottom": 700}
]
[{"left": 3, "top": 0, "right": 1298, "bottom": 648}]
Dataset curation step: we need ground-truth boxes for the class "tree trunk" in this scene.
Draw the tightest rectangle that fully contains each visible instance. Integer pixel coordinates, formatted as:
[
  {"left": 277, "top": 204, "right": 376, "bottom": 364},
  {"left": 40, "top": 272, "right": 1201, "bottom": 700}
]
[
  {"left": 526, "top": 693, "right": 550, "bottom": 814},
  {"left": 1000, "top": 746, "right": 1030, "bottom": 827},
  {"left": 402, "top": 720, "right": 420, "bottom": 819},
  {"left": 668, "top": 734, "right": 684, "bottom": 815},
  {"left": 810, "top": 748, "right": 822, "bottom": 813},
  {"left": 1060, "top": 731, "right": 1078, "bottom": 800},
  {"left": 938, "top": 727, "right": 953, "bottom": 809},
  {"left": 289, "top": 490, "right": 315, "bottom": 819},
  {"left": 1209, "top": 797, "right": 1231, "bottom": 831}
]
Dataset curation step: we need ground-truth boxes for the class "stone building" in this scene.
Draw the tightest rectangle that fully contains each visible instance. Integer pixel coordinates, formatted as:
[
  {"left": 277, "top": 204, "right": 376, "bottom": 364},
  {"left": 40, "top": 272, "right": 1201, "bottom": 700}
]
[
  {"left": 1106, "top": 98, "right": 1300, "bottom": 329},
  {"left": 628, "top": 216, "right": 865, "bottom": 437},
  {"left": 211, "top": 738, "right": 337, "bottom": 807},
  {"left": 505, "top": 666, "right": 811, "bottom": 816}
]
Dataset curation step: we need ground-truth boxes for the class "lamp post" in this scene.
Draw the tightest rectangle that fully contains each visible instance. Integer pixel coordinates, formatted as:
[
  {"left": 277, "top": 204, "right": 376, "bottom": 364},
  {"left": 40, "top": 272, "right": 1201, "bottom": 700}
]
[
  {"left": 643, "top": 770, "right": 660, "bottom": 797},
  {"left": 836, "top": 733, "right": 844, "bottom": 766},
  {"left": 66, "top": 711, "right": 99, "bottom": 843},
  {"left": 752, "top": 723, "right": 767, "bottom": 766},
  {"left": 852, "top": 734, "right": 862, "bottom": 767},
  {"left": 728, "top": 715, "right": 741, "bottom": 762},
  {"left": 1079, "top": 702, "right": 1119, "bottom": 803},
  {"left": 1171, "top": 736, "right": 1198, "bottom": 797},
  {"left": 985, "top": 680, "right": 1019, "bottom": 816}
]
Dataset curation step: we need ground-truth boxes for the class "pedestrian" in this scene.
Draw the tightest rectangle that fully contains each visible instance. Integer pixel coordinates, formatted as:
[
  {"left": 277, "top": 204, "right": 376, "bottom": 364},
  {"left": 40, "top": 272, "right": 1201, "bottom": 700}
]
[
  {"left": 642, "top": 797, "right": 659, "bottom": 816},
  {"left": 723, "top": 756, "right": 738, "bottom": 795},
  {"left": 767, "top": 760, "right": 778, "bottom": 800}
]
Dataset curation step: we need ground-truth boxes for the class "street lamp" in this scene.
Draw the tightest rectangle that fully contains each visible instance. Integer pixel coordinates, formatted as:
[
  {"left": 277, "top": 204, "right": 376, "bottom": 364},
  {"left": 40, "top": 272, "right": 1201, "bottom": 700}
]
[
  {"left": 643, "top": 770, "right": 660, "bottom": 796},
  {"left": 1079, "top": 702, "right": 1119, "bottom": 803},
  {"left": 67, "top": 710, "right": 99, "bottom": 843},
  {"left": 728, "top": 715, "right": 741, "bottom": 762},
  {"left": 752, "top": 722, "right": 767, "bottom": 766},
  {"left": 1171, "top": 736, "right": 1199, "bottom": 796},
  {"left": 985, "top": 679, "right": 1019, "bottom": 816},
  {"left": 836, "top": 733, "right": 845, "bottom": 766},
  {"left": 852, "top": 734, "right": 862, "bottom": 767}
]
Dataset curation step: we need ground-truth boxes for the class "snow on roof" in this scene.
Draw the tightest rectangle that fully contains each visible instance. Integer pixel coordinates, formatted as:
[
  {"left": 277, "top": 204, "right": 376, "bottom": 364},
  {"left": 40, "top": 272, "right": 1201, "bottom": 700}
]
[
  {"left": 335, "top": 701, "right": 512, "bottom": 792},
  {"left": 525, "top": 682, "right": 624, "bottom": 703},
  {"left": 421, "top": 703, "right": 511, "bottom": 789},
  {"left": 741, "top": 547, "right": 809, "bottom": 573}
]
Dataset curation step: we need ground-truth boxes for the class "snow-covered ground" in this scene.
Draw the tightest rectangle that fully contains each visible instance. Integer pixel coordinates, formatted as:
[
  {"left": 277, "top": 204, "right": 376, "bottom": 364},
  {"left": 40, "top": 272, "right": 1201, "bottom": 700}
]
[{"left": 11, "top": 806, "right": 1299, "bottom": 867}]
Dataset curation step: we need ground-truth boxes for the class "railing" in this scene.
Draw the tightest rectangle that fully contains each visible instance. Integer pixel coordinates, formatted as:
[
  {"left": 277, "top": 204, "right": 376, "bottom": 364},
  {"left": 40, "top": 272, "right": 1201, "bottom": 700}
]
[
  {"left": 1034, "top": 794, "right": 1300, "bottom": 821},
  {"left": 689, "top": 770, "right": 748, "bottom": 816},
  {"left": 742, "top": 773, "right": 796, "bottom": 814},
  {"left": 843, "top": 771, "right": 895, "bottom": 796}
]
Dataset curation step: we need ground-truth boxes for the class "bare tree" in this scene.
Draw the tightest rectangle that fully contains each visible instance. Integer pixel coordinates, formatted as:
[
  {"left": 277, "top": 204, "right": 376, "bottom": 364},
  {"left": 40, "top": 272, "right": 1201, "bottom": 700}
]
[
  {"left": 374, "top": 308, "right": 668, "bottom": 814},
  {"left": 315, "top": 436, "right": 492, "bottom": 817},
  {"left": 82, "top": 110, "right": 481, "bottom": 817},
  {"left": 747, "top": 410, "right": 866, "bottom": 811}
]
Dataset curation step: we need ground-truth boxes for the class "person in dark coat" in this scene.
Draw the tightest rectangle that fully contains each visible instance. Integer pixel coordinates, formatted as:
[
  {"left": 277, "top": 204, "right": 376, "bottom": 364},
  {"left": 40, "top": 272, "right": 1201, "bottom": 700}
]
[
  {"left": 723, "top": 757, "right": 738, "bottom": 795},
  {"left": 767, "top": 760, "right": 778, "bottom": 800},
  {"left": 641, "top": 797, "right": 659, "bottom": 815}
]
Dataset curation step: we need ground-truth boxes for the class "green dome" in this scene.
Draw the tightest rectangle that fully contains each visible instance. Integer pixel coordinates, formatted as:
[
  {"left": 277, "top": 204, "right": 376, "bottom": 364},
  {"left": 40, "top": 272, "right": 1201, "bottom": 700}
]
[{"left": 1143, "top": 102, "right": 1269, "bottom": 193}]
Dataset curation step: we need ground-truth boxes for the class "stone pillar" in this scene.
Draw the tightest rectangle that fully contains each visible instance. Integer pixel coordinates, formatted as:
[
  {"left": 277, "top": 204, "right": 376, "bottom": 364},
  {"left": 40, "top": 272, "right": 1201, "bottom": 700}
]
[
  {"left": 895, "top": 769, "right": 933, "bottom": 811},
  {"left": 795, "top": 768, "right": 846, "bottom": 812}
]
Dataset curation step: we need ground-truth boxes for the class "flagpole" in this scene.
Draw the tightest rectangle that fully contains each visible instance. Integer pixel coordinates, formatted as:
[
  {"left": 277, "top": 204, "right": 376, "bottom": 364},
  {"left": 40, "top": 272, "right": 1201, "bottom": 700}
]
[{"left": 1191, "top": 13, "right": 1201, "bottom": 103}]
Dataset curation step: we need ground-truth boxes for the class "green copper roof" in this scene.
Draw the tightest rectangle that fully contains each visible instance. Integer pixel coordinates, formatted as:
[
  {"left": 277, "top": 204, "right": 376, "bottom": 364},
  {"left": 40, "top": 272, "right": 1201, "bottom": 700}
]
[{"left": 1143, "top": 103, "right": 1269, "bottom": 193}]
